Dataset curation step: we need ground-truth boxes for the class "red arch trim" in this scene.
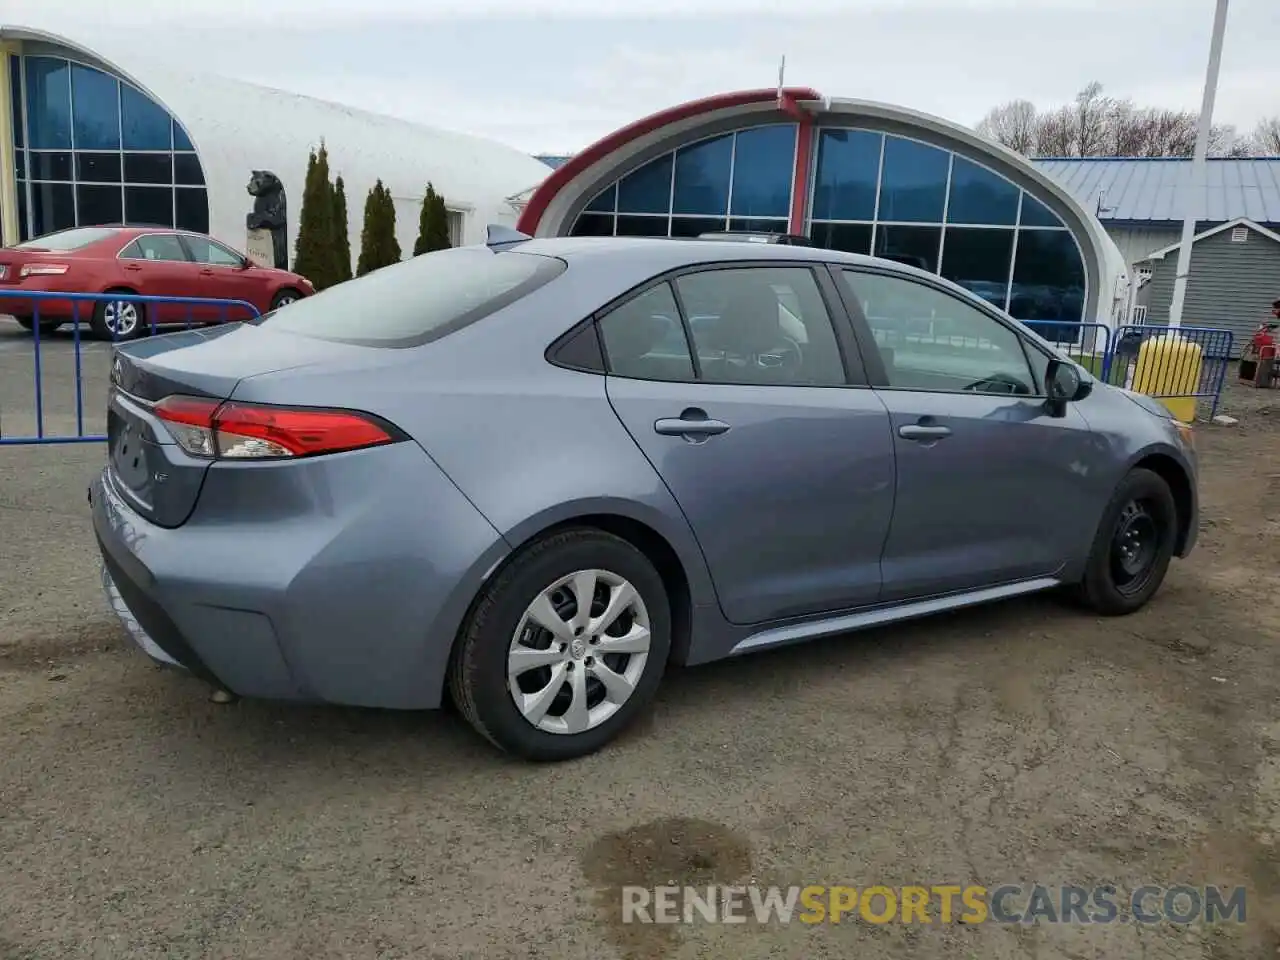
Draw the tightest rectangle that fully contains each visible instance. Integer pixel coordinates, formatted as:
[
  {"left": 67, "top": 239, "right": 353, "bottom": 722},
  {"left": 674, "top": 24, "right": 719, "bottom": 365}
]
[{"left": 516, "top": 87, "right": 823, "bottom": 236}]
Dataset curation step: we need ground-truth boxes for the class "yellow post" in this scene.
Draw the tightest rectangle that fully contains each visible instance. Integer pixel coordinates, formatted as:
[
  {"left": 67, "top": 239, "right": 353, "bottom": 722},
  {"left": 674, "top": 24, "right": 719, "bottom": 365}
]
[
  {"left": 0, "top": 41, "right": 19, "bottom": 247},
  {"left": 1130, "top": 332, "right": 1204, "bottom": 423}
]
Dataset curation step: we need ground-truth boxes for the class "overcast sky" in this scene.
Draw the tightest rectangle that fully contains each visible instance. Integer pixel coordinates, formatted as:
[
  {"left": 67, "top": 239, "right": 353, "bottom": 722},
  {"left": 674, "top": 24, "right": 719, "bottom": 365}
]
[{"left": 4, "top": 0, "right": 1277, "bottom": 154}]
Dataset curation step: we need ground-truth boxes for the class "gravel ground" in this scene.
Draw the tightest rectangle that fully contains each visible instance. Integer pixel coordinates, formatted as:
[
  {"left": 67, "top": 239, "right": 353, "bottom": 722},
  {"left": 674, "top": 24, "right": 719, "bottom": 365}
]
[{"left": 2, "top": 319, "right": 1279, "bottom": 959}]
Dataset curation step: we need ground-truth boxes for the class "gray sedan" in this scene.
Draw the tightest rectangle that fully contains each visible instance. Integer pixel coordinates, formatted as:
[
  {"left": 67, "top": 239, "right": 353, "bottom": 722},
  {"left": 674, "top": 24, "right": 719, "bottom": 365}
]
[{"left": 91, "top": 233, "right": 1197, "bottom": 760}]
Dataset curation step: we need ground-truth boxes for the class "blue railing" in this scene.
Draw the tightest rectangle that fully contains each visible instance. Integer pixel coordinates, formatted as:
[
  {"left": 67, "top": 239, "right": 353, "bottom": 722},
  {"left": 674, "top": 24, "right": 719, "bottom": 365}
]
[
  {"left": 0, "top": 290, "right": 260, "bottom": 446},
  {"left": 1106, "top": 324, "right": 1234, "bottom": 420},
  {"left": 1019, "top": 321, "right": 1115, "bottom": 379}
]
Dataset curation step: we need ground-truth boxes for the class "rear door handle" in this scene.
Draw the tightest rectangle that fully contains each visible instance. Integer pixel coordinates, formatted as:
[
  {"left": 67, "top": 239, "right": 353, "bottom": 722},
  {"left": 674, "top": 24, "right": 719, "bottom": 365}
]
[
  {"left": 654, "top": 409, "right": 730, "bottom": 438},
  {"left": 198, "top": 268, "right": 214, "bottom": 276},
  {"left": 898, "top": 424, "right": 952, "bottom": 441}
]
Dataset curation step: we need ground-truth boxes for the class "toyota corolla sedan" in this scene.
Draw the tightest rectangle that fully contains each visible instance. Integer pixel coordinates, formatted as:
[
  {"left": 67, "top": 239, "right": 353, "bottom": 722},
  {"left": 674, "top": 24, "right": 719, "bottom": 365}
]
[
  {"left": 90, "top": 231, "right": 1198, "bottom": 761},
  {"left": 0, "top": 225, "right": 313, "bottom": 339}
]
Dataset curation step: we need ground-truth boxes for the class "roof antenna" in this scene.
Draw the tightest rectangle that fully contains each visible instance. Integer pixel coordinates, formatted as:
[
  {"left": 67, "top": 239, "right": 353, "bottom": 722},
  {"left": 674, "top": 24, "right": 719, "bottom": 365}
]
[
  {"left": 485, "top": 224, "right": 532, "bottom": 251},
  {"left": 776, "top": 55, "right": 786, "bottom": 107}
]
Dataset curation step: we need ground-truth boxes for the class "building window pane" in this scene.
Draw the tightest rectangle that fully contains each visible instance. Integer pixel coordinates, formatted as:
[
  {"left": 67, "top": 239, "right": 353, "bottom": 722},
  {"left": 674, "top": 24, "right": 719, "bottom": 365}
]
[
  {"left": 729, "top": 125, "right": 795, "bottom": 218},
  {"left": 25, "top": 57, "right": 72, "bottom": 149},
  {"left": 878, "top": 136, "right": 948, "bottom": 223},
  {"left": 124, "top": 153, "right": 173, "bottom": 184},
  {"left": 9, "top": 55, "right": 22, "bottom": 147},
  {"left": 173, "top": 120, "right": 194, "bottom": 151},
  {"left": 76, "top": 184, "right": 124, "bottom": 226},
  {"left": 175, "top": 188, "right": 210, "bottom": 233},
  {"left": 874, "top": 225, "right": 941, "bottom": 273},
  {"left": 616, "top": 154, "right": 672, "bottom": 215},
  {"left": 811, "top": 129, "right": 880, "bottom": 222},
  {"left": 939, "top": 227, "right": 1014, "bottom": 308},
  {"left": 728, "top": 218, "right": 789, "bottom": 235},
  {"left": 811, "top": 221, "right": 872, "bottom": 255},
  {"left": 15, "top": 149, "right": 24, "bottom": 179},
  {"left": 76, "top": 152, "right": 123, "bottom": 183},
  {"left": 1020, "top": 193, "right": 1064, "bottom": 228},
  {"left": 121, "top": 83, "right": 172, "bottom": 150},
  {"left": 1010, "top": 230, "right": 1085, "bottom": 325},
  {"left": 125, "top": 185, "right": 174, "bottom": 227},
  {"left": 173, "top": 153, "right": 205, "bottom": 186},
  {"left": 947, "top": 157, "right": 1018, "bottom": 225},
  {"left": 570, "top": 213, "right": 614, "bottom": 236},
  {"left": 30, "top": 181, "right": 75, "bottom": 236},
  {"left": 672, "top": 134, "right": 732, "bottom": 216},
  {"left": 27, "top": 151, "right": 72, "bottom": 181},
  {"left": 585, "top": 183, "right": 616, "bottom": 213},
  {"left": 670, "top": 216, "right": 726, "bottom": 238},
  {"left": 70, "top": 64, "right": 120, "bottom": 150},
  {"left": 616, "top": 215, "right": 669, "bottom": 237},
  {"left": 18, "top": 181, "right": 30, "bottom": 240}
]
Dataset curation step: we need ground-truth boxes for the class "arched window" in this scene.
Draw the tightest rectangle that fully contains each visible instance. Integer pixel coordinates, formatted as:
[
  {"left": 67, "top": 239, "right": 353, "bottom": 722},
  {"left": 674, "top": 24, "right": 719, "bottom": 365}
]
[
  {"left": 810, "top": 128, "right": 1086, "bottom": 327},
  {"left": 12, "top": 55, "right": 209, "bottom": 241},
  {"left": 570, "top": 124, "right": 798, "bottom": 240}
]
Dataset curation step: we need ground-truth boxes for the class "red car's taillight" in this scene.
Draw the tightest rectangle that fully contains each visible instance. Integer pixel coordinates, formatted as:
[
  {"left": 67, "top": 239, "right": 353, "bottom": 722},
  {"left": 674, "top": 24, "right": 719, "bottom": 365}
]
[
  {"left": 19, "top": 263, "right": 70, "bottom": 277},
  {"left": 154, "top": 396, "right": 400, "bottom": 460}
]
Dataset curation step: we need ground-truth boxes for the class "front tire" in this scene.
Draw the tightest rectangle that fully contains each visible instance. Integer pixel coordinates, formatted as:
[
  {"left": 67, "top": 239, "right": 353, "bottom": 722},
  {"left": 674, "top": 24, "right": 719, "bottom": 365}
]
[
  {"left": 270, "top": 288, "right": 302, "bottom": 311},
  {"left": 449, "top": 528, "right": 671, "bottom": 761},
  {"left": 1076, "top": 468, "right": 1178, "bottom": 615},
  {"left": 90, "top": 291, "right": 144, "bottom": 341}
]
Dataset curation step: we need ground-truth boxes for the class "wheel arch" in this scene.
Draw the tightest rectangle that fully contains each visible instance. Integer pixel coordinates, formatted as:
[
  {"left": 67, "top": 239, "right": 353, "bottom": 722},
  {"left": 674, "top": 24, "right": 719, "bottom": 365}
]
[{"left": 1129, "top": 450, "right": 1195, "bottom": 556}]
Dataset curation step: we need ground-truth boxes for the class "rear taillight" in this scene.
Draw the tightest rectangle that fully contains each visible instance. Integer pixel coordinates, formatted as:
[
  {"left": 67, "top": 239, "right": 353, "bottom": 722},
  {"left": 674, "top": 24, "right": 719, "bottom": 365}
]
[
  {"left": 20, "top": 263, "right": 70, "bottom": 277},
  {"left": 154, "top": 395, "right": 399, "bottom": 460}
]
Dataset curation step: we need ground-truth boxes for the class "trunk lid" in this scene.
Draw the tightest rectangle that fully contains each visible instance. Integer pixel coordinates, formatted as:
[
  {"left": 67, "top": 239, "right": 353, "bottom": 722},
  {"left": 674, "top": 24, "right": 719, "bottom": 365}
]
[{"left": 107, "top": 323, "right": 372, "bottom": 527}]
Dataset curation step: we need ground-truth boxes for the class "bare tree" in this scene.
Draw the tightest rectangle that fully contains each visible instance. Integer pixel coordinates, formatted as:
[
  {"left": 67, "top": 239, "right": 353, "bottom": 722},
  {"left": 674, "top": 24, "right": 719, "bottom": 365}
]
[
  {"left": 1072, "top": 82, "right": 1114, "bottom": 157},
  {"left": 975, "top": 99, "right": 1038, "bottom": 154},
  {"left": 1250, "top": 116, "right": 1280, "bottom": 155},
  {"left": 1034, "top": 105, "right": 1075, "bottom": 156}
]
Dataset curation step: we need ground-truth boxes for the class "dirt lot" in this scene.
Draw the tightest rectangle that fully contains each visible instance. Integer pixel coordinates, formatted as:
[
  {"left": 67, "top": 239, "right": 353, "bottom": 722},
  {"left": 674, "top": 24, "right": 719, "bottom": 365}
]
[{"left": 2, "top": 326, "right": 1279, "bottom": 958}]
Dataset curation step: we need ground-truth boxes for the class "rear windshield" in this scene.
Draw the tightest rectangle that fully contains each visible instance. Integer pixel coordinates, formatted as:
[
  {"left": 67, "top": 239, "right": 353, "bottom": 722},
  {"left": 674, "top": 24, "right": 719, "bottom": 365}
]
[
  {"left": 16, "top": 227, "right": 119, "bottom": 251},
  {"left": 257, "top": 247, "right": 566, "bottom": 348}
]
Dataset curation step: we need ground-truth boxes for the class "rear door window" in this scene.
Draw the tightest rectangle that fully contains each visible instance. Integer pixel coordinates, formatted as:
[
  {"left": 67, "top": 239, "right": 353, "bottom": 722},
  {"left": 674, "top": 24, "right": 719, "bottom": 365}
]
[
  {"left": 258, "top": 247, "right": 566, "bottom": 347},
  {"left": 122, "top": 234, "right": 190, "bottom": 262}
]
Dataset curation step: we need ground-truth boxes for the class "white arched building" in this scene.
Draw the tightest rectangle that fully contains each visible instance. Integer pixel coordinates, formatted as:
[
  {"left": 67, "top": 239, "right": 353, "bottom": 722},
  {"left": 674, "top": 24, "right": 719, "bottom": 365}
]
[{"left": 0, "top": 25, "right": 552, "bottom": 268}]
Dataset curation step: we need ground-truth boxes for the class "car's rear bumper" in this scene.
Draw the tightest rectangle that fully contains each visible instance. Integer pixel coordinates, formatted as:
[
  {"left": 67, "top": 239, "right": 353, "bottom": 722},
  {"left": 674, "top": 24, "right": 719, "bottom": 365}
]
[{"left": 89, "top": 442, "right": 510, "bottom": 709}]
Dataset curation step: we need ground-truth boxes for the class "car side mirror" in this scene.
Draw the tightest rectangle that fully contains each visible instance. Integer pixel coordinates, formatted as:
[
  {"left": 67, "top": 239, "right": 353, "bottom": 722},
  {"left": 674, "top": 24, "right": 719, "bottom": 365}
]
[
  {"left": 239, "top": 256, "right": 252, "bottom": 270},
  {"left": 1045, "top": 358, "right": 1091, "bottom": 416}
]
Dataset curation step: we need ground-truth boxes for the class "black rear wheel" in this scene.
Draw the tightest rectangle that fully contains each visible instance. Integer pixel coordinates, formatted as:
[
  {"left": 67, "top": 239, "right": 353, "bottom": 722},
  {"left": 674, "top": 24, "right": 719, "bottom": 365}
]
[{"left": 1076, "top": 468, "right": 1178, "bottom": 615}]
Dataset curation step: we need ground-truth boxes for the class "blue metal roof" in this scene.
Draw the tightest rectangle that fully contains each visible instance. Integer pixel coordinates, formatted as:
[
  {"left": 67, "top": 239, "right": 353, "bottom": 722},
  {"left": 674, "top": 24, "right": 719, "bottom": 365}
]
[{"left": 1031, "top": 157, "right": 1280, "bottom": 225}]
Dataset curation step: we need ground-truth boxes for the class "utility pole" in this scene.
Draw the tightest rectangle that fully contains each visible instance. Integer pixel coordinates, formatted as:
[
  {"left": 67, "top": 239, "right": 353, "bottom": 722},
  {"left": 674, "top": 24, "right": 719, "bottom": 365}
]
[{"left": 1167, "top": 0, "right": 1229, "bottom": 329}]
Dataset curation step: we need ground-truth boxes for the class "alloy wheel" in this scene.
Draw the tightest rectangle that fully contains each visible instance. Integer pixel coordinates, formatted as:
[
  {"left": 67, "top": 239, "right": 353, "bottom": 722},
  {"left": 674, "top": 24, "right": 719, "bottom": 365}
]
[
  {"left": 104, "top": 300, "right": 139, "bottom": 338},
  {"left": 507, "top": 568, "right": 651, "bottom": 735}
]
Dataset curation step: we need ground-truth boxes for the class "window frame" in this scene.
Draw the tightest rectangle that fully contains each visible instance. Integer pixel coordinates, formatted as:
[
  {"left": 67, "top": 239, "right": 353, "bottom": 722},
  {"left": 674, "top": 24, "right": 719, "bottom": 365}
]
[
  {"left": 830, "top": 263, "right": 1055, "bottom": 399},
  {"left": 117, "top": 231, "right": 192, "bottom": 263},
  {"left": 550, "top": 259, "right": 871, "bottom": 388}
]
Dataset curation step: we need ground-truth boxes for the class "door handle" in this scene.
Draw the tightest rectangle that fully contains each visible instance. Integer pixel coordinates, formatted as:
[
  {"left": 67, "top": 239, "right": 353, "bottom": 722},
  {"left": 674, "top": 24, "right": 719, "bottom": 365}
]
[
  {"left": 898, "top": 424, "right": 952, "bottom": 441},
  {"left": 124, "top": 264, "right": 141, "bottom": 271},
  {"left": 198, "top": 268, "right": 214, "bottom": 276},
  {"left": 654, "top": 408, "right": 730, "bottom": 438}
]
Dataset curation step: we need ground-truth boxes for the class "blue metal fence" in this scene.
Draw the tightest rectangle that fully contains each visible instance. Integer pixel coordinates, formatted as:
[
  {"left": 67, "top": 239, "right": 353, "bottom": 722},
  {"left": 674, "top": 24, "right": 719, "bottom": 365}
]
[
  {"left": 0, "top": 290, "right": 260, "bottom": 446},
  {"left": 1106, "top": 324, "right": 1234, "bottom": 420},
  {"left": 1019, "top": 321, "right": 1115, "bottom": 379}
]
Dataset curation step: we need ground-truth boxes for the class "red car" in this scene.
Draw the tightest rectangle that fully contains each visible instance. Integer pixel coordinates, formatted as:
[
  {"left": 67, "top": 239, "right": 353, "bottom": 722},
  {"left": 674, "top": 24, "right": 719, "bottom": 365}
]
[{"left": 0, "top": 225, "right": 314, "bottom": 340}]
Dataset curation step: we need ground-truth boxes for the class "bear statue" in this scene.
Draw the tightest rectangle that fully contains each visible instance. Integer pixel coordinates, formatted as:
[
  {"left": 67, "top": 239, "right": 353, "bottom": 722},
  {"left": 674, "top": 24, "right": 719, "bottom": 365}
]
[{"left": 245, "top": 170, "right": 288, "bottom": 270}]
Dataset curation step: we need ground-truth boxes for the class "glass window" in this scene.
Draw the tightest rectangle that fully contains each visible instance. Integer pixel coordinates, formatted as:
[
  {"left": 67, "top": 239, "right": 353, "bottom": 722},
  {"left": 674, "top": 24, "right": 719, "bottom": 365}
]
[
  {"left": 9, "top": 55, "right": 22, "bottom": 147},
  {"left": 947, "top": 157, "right": 1018, "bottom": 225},
  {"left": 729, "top": 125, "right": 795, "bottom": 218},
  {"left": 616, "top": 215, "right": 669, "bottom": 237},
  {"left": 1020, "top": 193, "right": 1064, "bottom": 228},
  {"left": 175, "top": 189, "right": 210, "bottom": 234},
  {"left": 76, "top": 184, "right": 123, "bottom": 226},
  {"left": 15, "top": 150, "right": 24, "bottom": 179},
  {"left": 811, "top": 129, "right": 880, "bottom": 222},
  {"left": 184, "top": 236, "right": 244, "bottom": 266},
  {"left": 874, "top": 225, "right": 941, "bottom": 273},
  {"left": 598, "top": 282, "right": 694, "bottom": 382},
  {"left": 570, "top": 213, "right": 614, "bottom": 236},
  {"left": 173, "top": 120, "right": 194, "bottom": 151},
  {"left": 17, "top": 184, "right": 29, "bottom": 241},
  {"left": 27, "top": 152, "right": 72, "bottom": 181},
  {"left": 70, "top": 64, "right": 120, "bottom": 150},
  {"left": 76, "top": 152, "right": 123, "bottom": 183},
  {"left": 842, "top": 270, "right": 1037, "bottom": 396},
  {"left": 616, "top": 153, "right": 672, "bottom": 215},
  {"left": 939, "top": 228, "right": 1015, "bottom": 309},
  {"left": 121, "top": 83, "right": 172, "bottom": 150},
  {"left": 811, "top": 222, "right": 872, "bottom": 255},
  {"left": 30, "top": 182, "right": 75, "bottom": 236},
  {"left": 173, "top": 154, "right": 205, "bottom": 186},
  {"left": 25, "top": 57, "right": 72, "bottom": 149},
  {"left": 878, "top": 136, "right": 949, "bottom": 223},
  {"left": 728, "top": 218, "right": 789, "bottom": 235},
  {"left": 675, "top": 267, "right": 845, "bottom": 386},
  {"left": 1009, "top": 231, "right": 1086, "bottom": 331},
  {"left": 124, "top": 153, "right": 173, "bottom": 184},
  {"left": 16, "top": 226, "right": 119, "bottom": 250},
  {"left": 130, "top": 233, "right": 189, "bottom": 262},
  {"left": 670, "top": 216, "right": 726, "bottom": 238},
  {"left": 124, "top": 186, "right": 174, "bottom": 227},
  {"left": 584, "top": 184, "right": 615, "bottom": 213},
  {"left": 261, "top": 248, "right": 566, "bottom": 348},
  {"left": 672, "top": 134, "right": 732, "bottom": 216}
]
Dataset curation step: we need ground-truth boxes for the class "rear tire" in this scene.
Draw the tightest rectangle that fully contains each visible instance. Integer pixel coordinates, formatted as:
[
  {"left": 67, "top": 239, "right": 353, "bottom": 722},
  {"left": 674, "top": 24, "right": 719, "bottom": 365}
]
[
  {"left": 90, "top": 290, "right": 144, "bottom": 341},
  {"left": 1075, "top": 468, "right": 1178, "bottom": 615},
  {"left": 15, "top": 317, "right": 62, "bottom": 334},
  {"left": 448, "top": 528, "right": 671, "bottom": 761}
]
